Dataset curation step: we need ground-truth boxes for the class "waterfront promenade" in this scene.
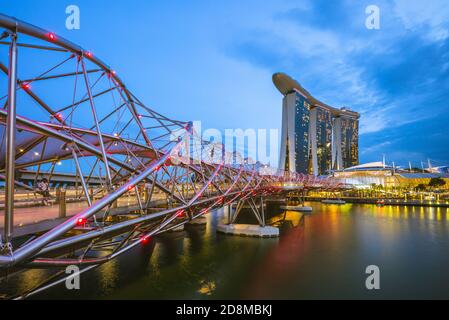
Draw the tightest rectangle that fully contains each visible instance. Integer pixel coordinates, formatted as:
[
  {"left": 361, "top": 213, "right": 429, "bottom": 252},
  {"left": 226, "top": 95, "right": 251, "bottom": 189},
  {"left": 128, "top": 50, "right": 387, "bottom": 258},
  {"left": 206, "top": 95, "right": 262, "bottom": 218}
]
[
  {"left": 305, "top": 196, "right": 449, "bottom": 208},
  {"left": 0, "top": 190, "right": 157, "bottom": 238}
]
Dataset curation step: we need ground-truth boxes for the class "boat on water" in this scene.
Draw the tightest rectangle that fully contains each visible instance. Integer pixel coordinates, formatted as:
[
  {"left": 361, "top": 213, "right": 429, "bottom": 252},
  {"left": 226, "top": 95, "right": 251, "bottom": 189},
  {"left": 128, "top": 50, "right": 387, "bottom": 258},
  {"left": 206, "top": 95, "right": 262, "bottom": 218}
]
[
  {"left": 376, "top": 199, "right": 386, "bottom": 207},
  {"left": 321, "top": 199, "right": 346, "bottom": 205}
]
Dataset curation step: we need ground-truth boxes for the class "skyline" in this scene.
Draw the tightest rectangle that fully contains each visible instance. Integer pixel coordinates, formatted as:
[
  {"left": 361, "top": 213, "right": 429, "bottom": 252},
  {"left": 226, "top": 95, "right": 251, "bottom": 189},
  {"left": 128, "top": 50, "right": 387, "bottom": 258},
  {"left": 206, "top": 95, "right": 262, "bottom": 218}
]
[{"left": 2, "top": 0, "right": 449, "bottom": 167}]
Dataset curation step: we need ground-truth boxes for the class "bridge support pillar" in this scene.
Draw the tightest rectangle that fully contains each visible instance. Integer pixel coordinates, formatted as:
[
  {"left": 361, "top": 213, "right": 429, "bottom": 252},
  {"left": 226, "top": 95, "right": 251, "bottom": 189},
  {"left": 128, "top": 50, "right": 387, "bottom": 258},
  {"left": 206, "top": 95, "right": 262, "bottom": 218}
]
[
  {"left": 260, "top": 196, "right": 266, "bottom": 227},
  {"left": 224, "top": 204, "right": 232, "bottom": 224},
  {"left": 218, "top": 197, "right": 278, "bottom": 238},
  {"left": 59, "top": 189, "right": 66, "bottom": 218},
  {"left": 55, "top": 187, "right": 61, "bottom": 204},
  {"left": 286, "top": 189, "right": 307, "bottom": 206},
  {"left": 232, "top": 198, "right": 266, "bottom": 227}
]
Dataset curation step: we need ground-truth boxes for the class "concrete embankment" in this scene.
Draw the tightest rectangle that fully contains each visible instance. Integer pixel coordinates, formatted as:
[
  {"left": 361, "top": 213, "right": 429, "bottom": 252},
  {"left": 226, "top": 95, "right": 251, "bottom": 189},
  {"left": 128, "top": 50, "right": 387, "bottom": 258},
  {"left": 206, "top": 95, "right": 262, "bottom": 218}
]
[{"left": 305, "top": 197, "right": 449, "bottom": 208}]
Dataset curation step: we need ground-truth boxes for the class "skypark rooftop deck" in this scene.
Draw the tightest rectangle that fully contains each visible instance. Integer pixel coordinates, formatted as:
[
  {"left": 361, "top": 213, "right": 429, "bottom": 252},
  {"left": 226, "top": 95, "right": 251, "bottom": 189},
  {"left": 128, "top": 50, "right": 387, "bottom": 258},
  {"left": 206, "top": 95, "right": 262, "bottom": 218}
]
[{"left": 272, "top": 72, "right": 360, "bottom": 119}]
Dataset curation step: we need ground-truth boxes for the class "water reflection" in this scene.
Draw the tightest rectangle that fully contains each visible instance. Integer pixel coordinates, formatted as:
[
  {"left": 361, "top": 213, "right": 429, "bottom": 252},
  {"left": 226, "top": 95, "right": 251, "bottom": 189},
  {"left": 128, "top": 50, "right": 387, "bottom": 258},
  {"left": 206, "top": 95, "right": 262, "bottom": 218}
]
[{"left": 4, "top": 203, "right": 449, "bottom": 299}]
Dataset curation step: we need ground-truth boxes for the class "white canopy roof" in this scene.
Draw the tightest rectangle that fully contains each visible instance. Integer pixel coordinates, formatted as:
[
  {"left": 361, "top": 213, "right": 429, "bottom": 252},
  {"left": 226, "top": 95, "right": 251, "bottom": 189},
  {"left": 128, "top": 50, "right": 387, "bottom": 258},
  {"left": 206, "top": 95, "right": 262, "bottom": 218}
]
[{"left": 344, "top": 162, "right": 392, "bottom": 171}]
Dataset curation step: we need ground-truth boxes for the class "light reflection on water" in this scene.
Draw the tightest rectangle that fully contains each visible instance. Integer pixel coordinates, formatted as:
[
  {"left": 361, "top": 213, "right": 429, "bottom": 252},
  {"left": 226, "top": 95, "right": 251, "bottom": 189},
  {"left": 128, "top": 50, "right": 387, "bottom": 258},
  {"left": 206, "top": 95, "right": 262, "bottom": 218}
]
[{"left": 5, "top": 203, "right": 449, "bottom": 299}]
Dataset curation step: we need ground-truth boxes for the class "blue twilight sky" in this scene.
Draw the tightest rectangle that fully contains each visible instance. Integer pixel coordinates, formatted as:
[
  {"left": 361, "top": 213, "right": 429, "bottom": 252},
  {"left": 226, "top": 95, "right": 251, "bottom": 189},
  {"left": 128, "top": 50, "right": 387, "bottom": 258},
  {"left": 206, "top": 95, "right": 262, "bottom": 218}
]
[{"left": 1, "top": 0, "right": 449, "bottom": 167}]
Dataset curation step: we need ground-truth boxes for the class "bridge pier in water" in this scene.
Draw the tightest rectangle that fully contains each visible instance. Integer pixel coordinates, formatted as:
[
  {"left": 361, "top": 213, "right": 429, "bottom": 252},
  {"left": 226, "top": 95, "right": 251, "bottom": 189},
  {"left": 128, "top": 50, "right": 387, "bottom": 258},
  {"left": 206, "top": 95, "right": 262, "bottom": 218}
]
[{"left": 217, "top": 197, "right": 280, "bottom": 238}]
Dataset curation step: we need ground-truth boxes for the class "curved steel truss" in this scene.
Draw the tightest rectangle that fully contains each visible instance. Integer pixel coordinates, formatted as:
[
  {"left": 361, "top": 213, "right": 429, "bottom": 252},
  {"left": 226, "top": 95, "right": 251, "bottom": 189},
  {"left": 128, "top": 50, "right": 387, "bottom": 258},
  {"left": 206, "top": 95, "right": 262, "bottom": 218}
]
[{"left": 0, "top": 14, "right": 342, "bottom": 298}]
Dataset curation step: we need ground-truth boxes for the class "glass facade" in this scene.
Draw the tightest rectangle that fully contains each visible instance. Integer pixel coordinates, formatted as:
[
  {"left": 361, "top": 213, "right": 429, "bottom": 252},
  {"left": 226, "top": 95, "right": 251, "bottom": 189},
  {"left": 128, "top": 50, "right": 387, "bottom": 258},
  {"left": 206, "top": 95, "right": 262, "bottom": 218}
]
[
  {"left": 280, "top": 91, "right": 359, "bottom": 175},
  {"left": 288, "top": 93, "right": 359, "bottom": 174},
  {"left": 293, "top": 93, "right": 311, "bottom": 174},
  {"left": 315, "top": 107, "right": 333, "bottom": 174},
  {"left": 276, "top": 73, "right": 359, "bottom": 175},
  {"left": 284, "top": 136, "right": 290, "bottom": 172},
  {"left": 341, "top": 117, "right": 359, "bottom": 168}
]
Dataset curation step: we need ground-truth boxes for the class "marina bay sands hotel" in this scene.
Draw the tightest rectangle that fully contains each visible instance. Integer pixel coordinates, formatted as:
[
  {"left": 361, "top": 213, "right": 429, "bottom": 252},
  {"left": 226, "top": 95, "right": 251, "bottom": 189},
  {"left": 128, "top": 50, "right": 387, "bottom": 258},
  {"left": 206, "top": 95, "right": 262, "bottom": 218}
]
[{"left": 273, "top": 73, "right": 360, "bottom": 175}]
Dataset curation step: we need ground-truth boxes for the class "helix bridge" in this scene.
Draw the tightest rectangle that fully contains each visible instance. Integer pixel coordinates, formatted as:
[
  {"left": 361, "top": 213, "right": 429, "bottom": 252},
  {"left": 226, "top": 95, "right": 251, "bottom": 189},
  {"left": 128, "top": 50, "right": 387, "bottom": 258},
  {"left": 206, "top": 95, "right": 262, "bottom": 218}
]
[{"left": 0, "top": 14, "right": 342, "bottom": 298}]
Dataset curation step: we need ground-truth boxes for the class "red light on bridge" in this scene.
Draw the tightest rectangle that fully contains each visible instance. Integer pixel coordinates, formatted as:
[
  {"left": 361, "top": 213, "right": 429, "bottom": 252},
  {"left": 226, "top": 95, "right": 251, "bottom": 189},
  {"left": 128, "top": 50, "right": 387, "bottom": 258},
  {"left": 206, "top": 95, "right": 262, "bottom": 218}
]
[
  {"left": 127, "top": 185, "right": 134, "bottom": 191},
  {"left": 85, "top": 51, "right": 93, "bottom": 58},
  {"left": 141, "top": 235, "right": 150, "bottom": 244},
  {"left": 54, "top": 113, "right": 63, "bottom": 120},
  {"left": 177, "top": 211, "right": 184, "bottom": 217},
  {"left": 21, "top": 83, "right": 31, "bottom": 90},
  {"left": 165, "top": 156, "right": 172, "bottom": 165},
  {"left": 76, "top": 217, "right": 87, "bottom": 226},
  {"left": 47, "top": 33, "right": 56, "bottom": 41},
  {"left": 107, "top": 70, "right": 117, "bottom": 79}
]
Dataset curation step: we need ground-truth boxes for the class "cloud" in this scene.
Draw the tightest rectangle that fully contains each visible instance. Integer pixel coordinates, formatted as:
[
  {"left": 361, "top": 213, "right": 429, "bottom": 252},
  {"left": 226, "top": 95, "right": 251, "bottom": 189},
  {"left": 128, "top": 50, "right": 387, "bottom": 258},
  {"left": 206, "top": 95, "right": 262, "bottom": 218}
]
[
  {"left": 393, "top": 0, "right": 449, "bottom": 42},
  {"left": 224, "top": 2, "right": 391, "bottom": 134},
  {"left": 220, "top": 0, "right": 449, "bottom": 163},
  {"left": 4, "top": 0, "right": 448, "bottom": 165},
  {"left": 360, "top": 140, "right": 393, "bottom": 155}
]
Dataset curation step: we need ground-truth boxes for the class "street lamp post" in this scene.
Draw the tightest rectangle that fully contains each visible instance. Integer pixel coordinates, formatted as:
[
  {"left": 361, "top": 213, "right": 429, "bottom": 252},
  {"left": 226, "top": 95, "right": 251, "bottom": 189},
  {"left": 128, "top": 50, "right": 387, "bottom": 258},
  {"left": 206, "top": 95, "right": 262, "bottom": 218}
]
[{"left": 3, "top": 32, "right": 18, "bottom": 246}]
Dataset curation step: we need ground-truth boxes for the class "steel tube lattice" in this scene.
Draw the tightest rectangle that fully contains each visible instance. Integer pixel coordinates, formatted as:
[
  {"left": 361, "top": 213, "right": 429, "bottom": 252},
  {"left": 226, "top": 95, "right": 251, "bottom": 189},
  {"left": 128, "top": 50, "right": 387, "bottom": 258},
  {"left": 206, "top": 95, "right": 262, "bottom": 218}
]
[
  {"left": 0, "top": 14, "right": 342, "bottom": 299},
  {"left": 4, "top": 31, "right": 17, "bottom": 244}
]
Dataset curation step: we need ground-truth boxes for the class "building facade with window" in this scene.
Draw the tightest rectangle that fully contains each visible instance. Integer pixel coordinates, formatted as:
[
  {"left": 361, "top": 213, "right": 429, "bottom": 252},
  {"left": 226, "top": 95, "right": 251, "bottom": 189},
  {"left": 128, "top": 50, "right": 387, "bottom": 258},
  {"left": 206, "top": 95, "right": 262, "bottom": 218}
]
[
  {"left": 273, "top": 72, "right": 360, "bottom": 175},
  {"left": 333, "top": 162, "right": 449, "bottom": 189}
]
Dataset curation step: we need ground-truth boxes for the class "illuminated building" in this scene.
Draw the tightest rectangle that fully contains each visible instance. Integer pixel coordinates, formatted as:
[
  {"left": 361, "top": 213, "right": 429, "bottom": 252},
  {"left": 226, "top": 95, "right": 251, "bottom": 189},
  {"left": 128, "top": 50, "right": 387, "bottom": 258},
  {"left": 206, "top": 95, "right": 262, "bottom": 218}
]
[
  {"left": 315, "top": 106, "right": 333, "bottom": 174},
  {"left": 273, "top": 72, "right": 360, "bottom": 175},
  {"left": 333, "top": 162, "right": 449, "bottom": 189},
  {"left": 341, "top": 116, "right": 359, "bottom": 169}
]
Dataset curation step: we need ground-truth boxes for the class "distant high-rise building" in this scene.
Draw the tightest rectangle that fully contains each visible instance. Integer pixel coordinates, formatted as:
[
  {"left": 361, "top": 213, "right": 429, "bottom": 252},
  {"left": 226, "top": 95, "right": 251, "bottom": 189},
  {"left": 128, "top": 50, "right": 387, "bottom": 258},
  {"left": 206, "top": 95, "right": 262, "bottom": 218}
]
[
  {"left": 341, "top": 116, "right": 359, "bottom": 169},
  {"left": 273, "top": 72, "right": 360, "bottom": 175},
  {"left": 315, "top": 106, "right": 333, "bottom": 174}
]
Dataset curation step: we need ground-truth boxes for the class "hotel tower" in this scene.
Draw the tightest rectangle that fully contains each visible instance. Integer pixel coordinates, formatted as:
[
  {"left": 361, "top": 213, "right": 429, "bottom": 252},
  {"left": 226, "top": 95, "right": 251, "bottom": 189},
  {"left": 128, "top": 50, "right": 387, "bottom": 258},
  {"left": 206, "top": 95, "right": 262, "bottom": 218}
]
[{"left": 273, "top": 73, "right": 360, "bottom": 175}]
